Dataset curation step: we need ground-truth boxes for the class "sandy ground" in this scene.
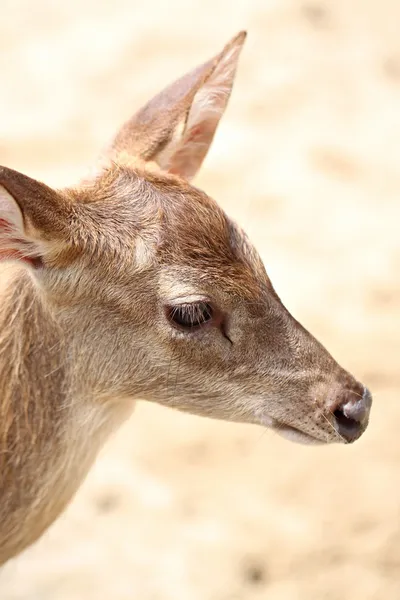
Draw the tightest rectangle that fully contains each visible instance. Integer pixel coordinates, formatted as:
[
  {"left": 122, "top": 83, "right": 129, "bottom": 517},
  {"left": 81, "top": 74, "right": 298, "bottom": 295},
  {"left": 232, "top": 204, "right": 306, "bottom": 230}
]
[{"left": 0, "top": 1, "right": 399, "bottom": 598}]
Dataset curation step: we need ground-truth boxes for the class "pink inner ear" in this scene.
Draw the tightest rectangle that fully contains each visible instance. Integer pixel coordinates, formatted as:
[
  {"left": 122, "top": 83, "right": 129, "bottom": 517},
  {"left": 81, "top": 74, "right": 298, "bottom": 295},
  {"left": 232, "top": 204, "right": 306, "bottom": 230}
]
[
  {"left": 0, "top": 217, "right": 40, "bottom": 267},
  {"left": 0, "top": 217, "right": 12, "bottom": 232},
  {"left": 168, "top": 122, "right": 214, "bottom": 179},
  {"left": 186, "top": 124, "right": 203, "bottom": 143}
]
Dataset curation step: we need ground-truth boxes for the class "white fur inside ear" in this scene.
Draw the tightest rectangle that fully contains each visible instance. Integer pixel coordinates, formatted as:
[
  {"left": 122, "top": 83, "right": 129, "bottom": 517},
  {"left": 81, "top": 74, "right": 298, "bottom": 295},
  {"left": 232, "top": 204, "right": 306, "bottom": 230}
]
[
  {"left": 155, "top": 118, "right": 186, "bottom": 170},
  {"left": 187, "top": 44, "right": 241, "bottom": 133},
  {"left": 0, "top": 185, "right": 24, "bottom": 232}
]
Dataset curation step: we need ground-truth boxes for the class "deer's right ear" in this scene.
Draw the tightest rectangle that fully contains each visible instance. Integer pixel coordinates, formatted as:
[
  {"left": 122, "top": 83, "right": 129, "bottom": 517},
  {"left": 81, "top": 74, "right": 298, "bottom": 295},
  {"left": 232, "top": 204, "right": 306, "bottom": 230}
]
[
  {"left": 107, "top": 31, "right": 246, "bottom": 181},
  {"left": 0, "top": 166, "right": 70, "bottom": 266}
]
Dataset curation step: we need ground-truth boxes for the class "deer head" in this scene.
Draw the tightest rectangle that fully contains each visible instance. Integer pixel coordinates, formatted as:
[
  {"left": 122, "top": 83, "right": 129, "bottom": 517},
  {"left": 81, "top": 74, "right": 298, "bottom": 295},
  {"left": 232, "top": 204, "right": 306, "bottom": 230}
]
[{"left": 0, "top": 31, "right": 372, "bottom": 447}]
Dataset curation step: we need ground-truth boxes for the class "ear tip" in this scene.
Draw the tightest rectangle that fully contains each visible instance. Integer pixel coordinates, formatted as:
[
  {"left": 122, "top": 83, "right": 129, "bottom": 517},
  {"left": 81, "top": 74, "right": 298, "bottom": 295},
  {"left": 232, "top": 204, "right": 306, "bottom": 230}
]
[
  {"left": 231, "top": 30, "right": 247, "bottom": 46},
  {"left": 221, "top": 30, "right": 247, "bottom": 59}
]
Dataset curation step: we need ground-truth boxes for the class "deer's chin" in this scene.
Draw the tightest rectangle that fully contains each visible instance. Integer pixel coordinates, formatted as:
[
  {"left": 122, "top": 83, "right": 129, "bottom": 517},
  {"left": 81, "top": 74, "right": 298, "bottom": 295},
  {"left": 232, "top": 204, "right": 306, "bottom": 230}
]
[
  {"left": 273, "top": 424, "right": 326, "bottom": 445},
  {"left": 259, "top": 415, "right": 327, "bottom": 445}
]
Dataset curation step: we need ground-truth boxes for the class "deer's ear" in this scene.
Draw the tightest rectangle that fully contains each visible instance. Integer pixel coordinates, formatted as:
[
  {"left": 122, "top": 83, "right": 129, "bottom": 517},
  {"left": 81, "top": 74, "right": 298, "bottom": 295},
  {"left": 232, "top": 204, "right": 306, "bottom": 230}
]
[
  {"left": 0, "top": 166, "right": 70, "bottom": 266},
  {"left": 108, "top": 31, "right": 246, "bottom": 181}
]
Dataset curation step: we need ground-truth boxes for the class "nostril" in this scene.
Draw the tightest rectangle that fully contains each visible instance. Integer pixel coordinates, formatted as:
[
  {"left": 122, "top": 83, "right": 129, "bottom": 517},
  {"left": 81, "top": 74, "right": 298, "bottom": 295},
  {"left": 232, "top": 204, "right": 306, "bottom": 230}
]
[
  {"left": 332, "top": 386, "right": 372, "bottom": 443},
  {"left": 333, "top": 408, "right": 361, "bottom": 442}
]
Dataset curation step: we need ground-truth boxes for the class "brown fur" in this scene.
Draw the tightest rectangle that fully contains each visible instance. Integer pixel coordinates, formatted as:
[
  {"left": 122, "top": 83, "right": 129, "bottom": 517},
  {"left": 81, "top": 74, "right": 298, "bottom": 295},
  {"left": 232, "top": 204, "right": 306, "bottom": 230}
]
[{"left": 0, "top": 32, "right": 371, "bottom": 565}]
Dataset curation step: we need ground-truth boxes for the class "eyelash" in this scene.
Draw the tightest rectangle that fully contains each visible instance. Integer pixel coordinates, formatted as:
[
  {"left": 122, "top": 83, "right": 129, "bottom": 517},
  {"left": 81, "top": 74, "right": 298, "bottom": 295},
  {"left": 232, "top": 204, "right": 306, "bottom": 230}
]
[
  {"left": 165, "top": 301, "right": 233, "bottom": 345},
  {"left": 166, "top": 302, "right": 214, "bottom": 331}
]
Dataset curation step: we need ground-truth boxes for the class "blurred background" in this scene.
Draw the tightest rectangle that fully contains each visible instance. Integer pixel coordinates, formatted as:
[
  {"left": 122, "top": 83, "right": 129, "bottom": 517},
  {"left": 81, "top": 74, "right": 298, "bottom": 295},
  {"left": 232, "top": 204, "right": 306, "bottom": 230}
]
[{"left": 0, "top": 0, "right": 399, "bottom": 598}]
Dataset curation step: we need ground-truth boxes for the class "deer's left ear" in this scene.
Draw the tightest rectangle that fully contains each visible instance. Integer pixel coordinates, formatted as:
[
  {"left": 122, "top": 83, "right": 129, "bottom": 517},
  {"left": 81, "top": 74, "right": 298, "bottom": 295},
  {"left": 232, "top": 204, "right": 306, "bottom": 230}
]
[
  {"left": 0, "top": 166, "right": 71, "bottom": 266},
  {"left": 109, "top": 31, "right": 247, "bottom": 181}
]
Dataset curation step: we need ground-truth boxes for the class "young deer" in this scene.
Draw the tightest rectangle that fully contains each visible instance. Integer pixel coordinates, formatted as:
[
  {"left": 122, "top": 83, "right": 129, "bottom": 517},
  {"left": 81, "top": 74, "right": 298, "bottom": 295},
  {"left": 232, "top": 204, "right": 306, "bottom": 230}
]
[{"left": 0, "top": 32, "right": 372, "bottom": 565}]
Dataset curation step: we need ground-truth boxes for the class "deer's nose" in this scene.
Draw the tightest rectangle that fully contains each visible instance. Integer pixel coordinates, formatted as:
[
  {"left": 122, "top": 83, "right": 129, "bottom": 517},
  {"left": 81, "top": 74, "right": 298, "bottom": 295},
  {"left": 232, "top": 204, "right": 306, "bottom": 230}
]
[{"left": 332, "top": 386, "right": 372, "bottom": 443}]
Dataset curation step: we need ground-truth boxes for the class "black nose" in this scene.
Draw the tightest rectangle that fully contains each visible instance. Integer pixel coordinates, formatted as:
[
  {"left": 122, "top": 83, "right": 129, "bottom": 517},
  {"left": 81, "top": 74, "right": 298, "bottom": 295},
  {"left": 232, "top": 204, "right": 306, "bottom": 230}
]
[{"left": 333, "top": 387, "right": 372, "bottom": 443}]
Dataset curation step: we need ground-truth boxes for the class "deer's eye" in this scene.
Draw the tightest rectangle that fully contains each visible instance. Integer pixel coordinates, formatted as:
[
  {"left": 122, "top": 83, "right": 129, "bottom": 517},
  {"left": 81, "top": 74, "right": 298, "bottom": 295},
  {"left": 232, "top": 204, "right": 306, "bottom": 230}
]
[{"left": 166, "top": 302, "right": 214, "bottom": 331}]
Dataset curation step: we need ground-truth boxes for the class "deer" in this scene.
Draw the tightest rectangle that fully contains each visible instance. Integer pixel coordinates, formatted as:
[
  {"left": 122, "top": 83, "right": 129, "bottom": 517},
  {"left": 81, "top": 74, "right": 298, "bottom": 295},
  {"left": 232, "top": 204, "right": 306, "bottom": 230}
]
[{"left": 0, "top": 31, "right": 372, "bottom": 566}]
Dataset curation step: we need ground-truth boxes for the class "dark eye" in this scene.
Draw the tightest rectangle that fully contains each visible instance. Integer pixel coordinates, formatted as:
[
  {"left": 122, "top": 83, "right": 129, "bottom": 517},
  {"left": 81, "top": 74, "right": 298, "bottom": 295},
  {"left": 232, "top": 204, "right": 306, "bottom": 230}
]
[{"left": 166, "top": 302, "right": 214, "bottom": 331}]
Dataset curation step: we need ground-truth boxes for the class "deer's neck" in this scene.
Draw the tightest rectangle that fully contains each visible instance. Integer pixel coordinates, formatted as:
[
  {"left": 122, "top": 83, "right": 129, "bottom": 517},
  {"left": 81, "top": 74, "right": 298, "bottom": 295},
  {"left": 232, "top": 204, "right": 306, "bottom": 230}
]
[
  {"left": 0, "top": 266, "right": 132, "bottom": 564},
  {"left": 0, "top": 266, "right": 67, "bottom": 470}
]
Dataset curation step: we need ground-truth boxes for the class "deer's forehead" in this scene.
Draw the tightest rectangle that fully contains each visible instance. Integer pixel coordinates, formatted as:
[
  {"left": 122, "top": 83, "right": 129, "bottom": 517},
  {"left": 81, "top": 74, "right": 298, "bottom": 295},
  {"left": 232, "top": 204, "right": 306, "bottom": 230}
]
[
  {"left": 156, "top": 209, "right": 270, "bottom": 300},
  {"left": 156, "top": 224, "right": 268, "bottom": 303},
  {"left": 93, "top": 166, "right": 233, "bottom": 254},
  {"left": 85, "top": 168, "right": 269, "bottom": 298}
]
